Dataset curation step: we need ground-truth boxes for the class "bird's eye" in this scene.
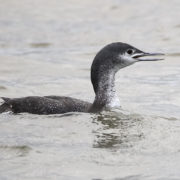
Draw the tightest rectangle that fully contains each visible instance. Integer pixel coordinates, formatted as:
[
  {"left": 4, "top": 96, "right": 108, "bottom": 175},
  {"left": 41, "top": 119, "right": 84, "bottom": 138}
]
[{"left": 126, "top": 49, "right": 134, "bottom": 55}]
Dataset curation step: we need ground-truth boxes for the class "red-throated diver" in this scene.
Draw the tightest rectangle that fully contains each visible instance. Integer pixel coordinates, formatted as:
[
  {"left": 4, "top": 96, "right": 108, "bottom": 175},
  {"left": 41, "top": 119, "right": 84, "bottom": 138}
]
[{"left": 0, "top": 42, "right": 164, "bottom": 114}]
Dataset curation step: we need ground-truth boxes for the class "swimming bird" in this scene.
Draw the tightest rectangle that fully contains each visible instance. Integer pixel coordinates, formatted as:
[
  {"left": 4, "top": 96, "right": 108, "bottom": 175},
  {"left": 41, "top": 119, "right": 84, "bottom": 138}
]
[{"left": 0, "top": 42, "right": 164, "bottom": 114}]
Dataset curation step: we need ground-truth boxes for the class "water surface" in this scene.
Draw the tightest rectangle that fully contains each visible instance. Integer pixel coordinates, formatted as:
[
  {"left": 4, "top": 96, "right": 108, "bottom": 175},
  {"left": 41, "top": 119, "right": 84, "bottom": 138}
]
[{"left": 0, "top": 0, "right": 180, "bottom": 179}]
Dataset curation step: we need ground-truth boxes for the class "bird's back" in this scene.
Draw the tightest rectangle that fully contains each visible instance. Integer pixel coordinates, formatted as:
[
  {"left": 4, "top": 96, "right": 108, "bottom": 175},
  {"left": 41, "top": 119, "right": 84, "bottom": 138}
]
[{"left": 0, "top": 96, "right": 92, "bottom": 114}]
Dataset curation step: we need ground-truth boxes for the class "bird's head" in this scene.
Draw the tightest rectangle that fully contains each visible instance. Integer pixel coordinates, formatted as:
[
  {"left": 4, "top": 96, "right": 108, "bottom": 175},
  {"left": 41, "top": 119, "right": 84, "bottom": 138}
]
[
  {"left": 91, "top": 42, "right": 165, "bottom": 94},
  {"left": 92, "top": 42, "right": 164, "bottom": 72}
]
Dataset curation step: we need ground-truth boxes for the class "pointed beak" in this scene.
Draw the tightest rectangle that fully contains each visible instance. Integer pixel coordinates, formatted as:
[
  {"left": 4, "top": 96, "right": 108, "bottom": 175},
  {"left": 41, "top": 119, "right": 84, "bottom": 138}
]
[{"left": 132, "top": 52, "right": 165, "bottom": 61}]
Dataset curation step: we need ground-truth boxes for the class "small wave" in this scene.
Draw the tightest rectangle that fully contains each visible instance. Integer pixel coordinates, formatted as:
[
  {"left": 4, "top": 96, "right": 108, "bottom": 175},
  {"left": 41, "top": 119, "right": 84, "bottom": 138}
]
[
  {"left": 0, "top": 145, "right": 32, "bottom": 160},
  {"left": 166, "top": 53, "right": 180, "bottom": 57}
]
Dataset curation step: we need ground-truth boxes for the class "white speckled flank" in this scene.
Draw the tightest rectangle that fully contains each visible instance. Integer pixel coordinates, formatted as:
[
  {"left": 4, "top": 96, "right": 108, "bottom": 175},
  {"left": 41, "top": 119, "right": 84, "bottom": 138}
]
[{"left": 107, "top": 93, "right": 120, "bottom": 108}]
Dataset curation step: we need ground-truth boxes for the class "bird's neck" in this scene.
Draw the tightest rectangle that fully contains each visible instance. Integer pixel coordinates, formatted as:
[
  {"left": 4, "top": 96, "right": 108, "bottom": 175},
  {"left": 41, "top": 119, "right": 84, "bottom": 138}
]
[{"left": 90, "top": 69, "right": 120, "bottom": 112}]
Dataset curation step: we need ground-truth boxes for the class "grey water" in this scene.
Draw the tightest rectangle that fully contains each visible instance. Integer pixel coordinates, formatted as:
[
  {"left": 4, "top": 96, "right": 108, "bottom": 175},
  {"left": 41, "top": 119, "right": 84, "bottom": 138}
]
[{"left": 0, "top": 0, "right": 180, "bottom": 179}]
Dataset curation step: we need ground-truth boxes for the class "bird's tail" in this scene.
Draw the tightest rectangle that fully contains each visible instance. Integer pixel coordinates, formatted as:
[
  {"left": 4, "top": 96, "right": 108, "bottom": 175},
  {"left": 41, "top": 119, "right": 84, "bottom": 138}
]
[{"left": 0, "top": 97, "right": 11, "bottom": 113}]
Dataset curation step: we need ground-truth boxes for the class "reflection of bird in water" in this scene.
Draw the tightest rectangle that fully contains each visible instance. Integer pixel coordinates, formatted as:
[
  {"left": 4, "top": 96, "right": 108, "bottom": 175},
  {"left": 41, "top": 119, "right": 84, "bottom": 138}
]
[
  {"left": 92, "top": 113, "right": 144, "bottom": 149},
  {"left": 0, "top": 42, "right": 164, "bottom": 114}
]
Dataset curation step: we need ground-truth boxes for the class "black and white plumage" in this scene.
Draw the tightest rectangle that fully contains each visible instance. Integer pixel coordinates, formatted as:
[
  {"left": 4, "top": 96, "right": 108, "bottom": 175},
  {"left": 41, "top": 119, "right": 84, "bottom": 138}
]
[{"left": 0, "top": 42, "right": 164, "bottom": 114}]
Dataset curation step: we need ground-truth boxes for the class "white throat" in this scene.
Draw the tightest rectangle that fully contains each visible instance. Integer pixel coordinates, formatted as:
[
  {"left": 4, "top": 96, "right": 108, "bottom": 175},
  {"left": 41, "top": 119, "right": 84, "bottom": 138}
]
[
  {"left": 105, "top": 78, "right": 120, "bottom": 109},
  {"left": 101, "top": 71, "right": 121, "bottom": 109},
  {"left": 91, "top": 69, "right": 121, "bottom": 112}
]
